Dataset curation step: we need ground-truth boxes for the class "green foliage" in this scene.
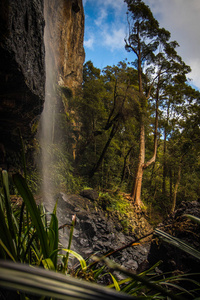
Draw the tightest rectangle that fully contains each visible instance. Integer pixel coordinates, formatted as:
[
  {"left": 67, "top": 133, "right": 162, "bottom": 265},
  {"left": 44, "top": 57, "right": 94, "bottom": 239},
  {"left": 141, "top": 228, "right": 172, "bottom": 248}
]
[
  {"left": 0, "top": 170, "right": 84, "bottom": 274},
  {"left": 42, "top": 143, "right": 83, "bottom": 193},
  {"left": 1, "top": 170, "right": 200, "bottom": 299}
]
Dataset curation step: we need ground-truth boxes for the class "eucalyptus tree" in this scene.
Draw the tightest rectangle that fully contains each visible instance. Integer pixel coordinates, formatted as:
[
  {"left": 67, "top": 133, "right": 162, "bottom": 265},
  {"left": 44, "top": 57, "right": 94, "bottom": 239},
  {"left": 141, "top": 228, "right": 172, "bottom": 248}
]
[{"left": 124, "top": 0, "right": 191, "bottom": 206}]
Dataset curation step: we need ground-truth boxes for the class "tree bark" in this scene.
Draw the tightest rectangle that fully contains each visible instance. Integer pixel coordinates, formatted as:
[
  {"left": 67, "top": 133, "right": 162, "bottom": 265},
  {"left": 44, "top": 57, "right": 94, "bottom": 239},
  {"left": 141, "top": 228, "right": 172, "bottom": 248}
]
[
  {"left": 131, "top": 78, "right": 159, "bottom": 206},
  {"left": 120, "top": 146, "right": 133, "bottom": 185},
  {"left": 171, "top": 163, "right": 181, "bottom": 212},
  {"left": 131, "top": 121, "right": 145, "bottom": 205}
]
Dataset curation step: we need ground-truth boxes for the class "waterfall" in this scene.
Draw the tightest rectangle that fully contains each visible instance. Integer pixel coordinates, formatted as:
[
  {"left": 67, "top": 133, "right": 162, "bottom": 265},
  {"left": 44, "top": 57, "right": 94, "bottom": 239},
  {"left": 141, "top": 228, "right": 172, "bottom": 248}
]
[{"left": 40, "top": 0, "right": 62, "bottom": 205}]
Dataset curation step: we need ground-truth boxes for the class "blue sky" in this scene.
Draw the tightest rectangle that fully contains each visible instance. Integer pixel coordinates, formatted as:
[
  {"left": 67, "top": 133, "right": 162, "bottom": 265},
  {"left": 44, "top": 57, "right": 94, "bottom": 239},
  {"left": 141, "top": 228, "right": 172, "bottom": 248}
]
[{"left": 83, "top": 0, "right": 200, "bottom": 90}]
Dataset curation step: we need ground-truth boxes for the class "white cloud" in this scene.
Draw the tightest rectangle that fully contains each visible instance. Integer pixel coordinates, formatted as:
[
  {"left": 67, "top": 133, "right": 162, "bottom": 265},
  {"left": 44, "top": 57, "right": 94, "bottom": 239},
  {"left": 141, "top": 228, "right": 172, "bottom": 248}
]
[
  {"left": 146, "top": 0, "right": 200, "bottom": 89},
  {"left": 95, "top": 8, "right": 108, "bottom": 26},
  {"left": 84, "top": 0, "right": 200, "bottom": 89},
  {"left": 102, "top": 26, "right": 126, "bottom": 51},
  {"left": 84, "top": 36, "right": 95, "bottom": 50}
]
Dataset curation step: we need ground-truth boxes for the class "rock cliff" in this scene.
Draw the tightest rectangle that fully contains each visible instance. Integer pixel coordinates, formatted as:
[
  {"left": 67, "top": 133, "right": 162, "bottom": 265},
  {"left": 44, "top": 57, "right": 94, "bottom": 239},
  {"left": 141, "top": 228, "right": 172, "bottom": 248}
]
[
  {"left": 0, "top": 0, "right": 85, "bottom": 166},
  {"left": 45, "top": 0, "right": 85, "bottom": 93},
  {"left": 0, "top": 0, "right": 45, "bottom": 162}
]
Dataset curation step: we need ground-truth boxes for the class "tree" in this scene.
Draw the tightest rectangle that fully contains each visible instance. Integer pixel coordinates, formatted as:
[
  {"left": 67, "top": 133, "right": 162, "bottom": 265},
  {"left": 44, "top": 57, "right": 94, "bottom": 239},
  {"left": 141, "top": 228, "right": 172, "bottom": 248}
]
[
  {"left": 124, "top": 0, "right": 191, "bottom": 206},
  {"left": 71, "top": 61, "right": 138, "bottom": 188}
]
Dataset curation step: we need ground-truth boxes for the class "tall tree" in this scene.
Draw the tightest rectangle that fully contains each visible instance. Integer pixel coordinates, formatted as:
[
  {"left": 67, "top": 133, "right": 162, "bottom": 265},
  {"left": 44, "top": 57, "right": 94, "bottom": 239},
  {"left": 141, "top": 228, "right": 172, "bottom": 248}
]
[
  {"left": 124, "top": 0, "right": 171, "bottom": 205},
  {"left": 124, "top": 0, "right": 191, "bottom": 206}
]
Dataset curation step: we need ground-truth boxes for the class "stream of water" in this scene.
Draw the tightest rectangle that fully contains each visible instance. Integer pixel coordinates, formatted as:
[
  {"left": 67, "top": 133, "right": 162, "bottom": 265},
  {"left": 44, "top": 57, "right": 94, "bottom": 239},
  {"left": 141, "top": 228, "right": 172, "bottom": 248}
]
[{"left": 40, "top": 0, "right": 61, "bottom": 204}]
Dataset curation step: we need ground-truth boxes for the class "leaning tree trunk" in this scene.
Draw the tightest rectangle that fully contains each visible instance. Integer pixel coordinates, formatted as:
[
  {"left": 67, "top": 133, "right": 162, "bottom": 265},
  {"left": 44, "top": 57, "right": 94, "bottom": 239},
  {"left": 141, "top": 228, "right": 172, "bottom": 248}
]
[
  {"left": 131, "top": 122, "right": 145, "bottom": 206},
  {"left": 131, "top": 81, "right": 159, "bottom": 206}
]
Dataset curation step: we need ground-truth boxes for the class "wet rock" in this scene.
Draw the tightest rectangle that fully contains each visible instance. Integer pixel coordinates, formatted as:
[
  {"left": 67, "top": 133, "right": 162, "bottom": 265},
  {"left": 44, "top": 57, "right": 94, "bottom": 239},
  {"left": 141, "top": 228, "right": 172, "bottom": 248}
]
[
  {"left": 51, "top": 192, "right": 152, "bottom": 273},
  {"left": 0, "top": 0, "right": 45, "bottom": 157},
  {"left": 80, "top": 189, "right": 99, "bottom": 201}
]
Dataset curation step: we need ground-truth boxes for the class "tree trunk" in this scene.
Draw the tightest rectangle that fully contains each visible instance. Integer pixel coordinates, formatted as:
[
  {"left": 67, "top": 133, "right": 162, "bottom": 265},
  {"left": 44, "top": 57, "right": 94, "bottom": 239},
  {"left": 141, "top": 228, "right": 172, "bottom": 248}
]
[
  {"left": 162, "top": 128, "right": 167, "bottom": 196},
  {"left": 131, "top": 79, "right": 159, "bottom": 206},
  {"left": 171, "top": 163, "right": 181, "bottom": 212},
  {"left": 120, "top": 146, "right": 133, "bottom": 186},
  {"left": 131, "top": 122, "right": 145, "bottom": 205},
  {"left": 162, "top": 101, "right": 170, "bottom": 196},
  {"left": 89, "top": 122, "right": 119, "bottom": 178}
]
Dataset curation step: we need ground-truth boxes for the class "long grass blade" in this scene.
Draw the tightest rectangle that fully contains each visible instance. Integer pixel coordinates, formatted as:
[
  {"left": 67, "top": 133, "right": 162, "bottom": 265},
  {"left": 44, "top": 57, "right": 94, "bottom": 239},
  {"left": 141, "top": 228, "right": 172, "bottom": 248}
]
[
  {"left": 109, "top": 273, "right": 120, "bottom": 291},
  {"left": 62, "top": 249, "right": 87, "bottom": 271},
  {"left": 48, "top": 201, "right": 59, "bottom": 268},
  {"left": 1, "top": 170, "right": 16, "bottom": 242},
  {"left": 13, "top": 173, "right": 49, "bottom": 259},
  {"left": 154, "top": 229, "right": 200, "bottom": 261},
  {"left": 63, "top": 214, "right": 76, "bottom": 272},
  {"left": 0, "top": 261, "right": 134, "bottom": 300},
  {"left": 93, "top": 257, "right": 186, "bottom": 300},
  {"left": 184, "top": 214, "right": 200, "bottom": 225},
  {"left": 0, "top": 201, "right": 16, "bottom": 260}
]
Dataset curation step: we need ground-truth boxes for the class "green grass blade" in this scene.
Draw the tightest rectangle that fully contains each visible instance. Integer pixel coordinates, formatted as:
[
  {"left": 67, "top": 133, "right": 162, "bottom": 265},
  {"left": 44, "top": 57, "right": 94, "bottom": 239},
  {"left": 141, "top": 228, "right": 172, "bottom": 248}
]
[
  {"left": 13, "top": 173, "right": 49, "bottom": 259},
  {"left": 42, "top": 258, "right": 55, "bottom": 270},
  {"left": 93, "top": 265, "right": 106, "bottom": 280},
  {"left": 63, "top": 214, "right": 76, "bottom": 272},
  {"left": 0, "top": 261, "right": 134, "bottom": 300},
  {"left": 1, "top": 170, "right": 16, "bottom": 242},
  {"left": 109, "top": 273, "right": 121, "bottom": 291},
  {"left": 154, "top": 229, "right": 200, "bottom": 261},
  {"left": 0, "top": 240, "right": 16, "bottom": 261},
  {"left": 48, "top": 214, "right": 59, "bottom": 268},
  {"left": 184, "top": 214, "right": 200, "bottom": 225},
  {"left": 0, "top": 201, "right": 17, "bottom": 260},
  {"left": 94, "top": 257, "right": 185, "bottom": 300},
  {"left": 62, "top": 249, "right": 87, "bottom": 271}
]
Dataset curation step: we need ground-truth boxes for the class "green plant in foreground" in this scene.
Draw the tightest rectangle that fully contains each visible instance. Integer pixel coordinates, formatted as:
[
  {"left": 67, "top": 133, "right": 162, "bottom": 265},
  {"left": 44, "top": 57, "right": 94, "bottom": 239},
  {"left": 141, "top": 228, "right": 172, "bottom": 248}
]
[
  {"left": 0, "top": 170, "right": 86, "bottom": 273},
  {"left": 1, "top": 170, "right": 200, "bottom": 299}
]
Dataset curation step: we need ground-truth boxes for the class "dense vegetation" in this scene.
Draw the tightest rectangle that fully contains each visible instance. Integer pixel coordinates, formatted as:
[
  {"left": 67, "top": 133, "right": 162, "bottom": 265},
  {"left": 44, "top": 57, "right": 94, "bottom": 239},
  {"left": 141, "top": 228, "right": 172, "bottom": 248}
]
[
  {"left": 1, "top": 0, "right": 200, "bottom": 298},
  {"left": 36, "top": 0, "right": 200, "bottom": 218}
]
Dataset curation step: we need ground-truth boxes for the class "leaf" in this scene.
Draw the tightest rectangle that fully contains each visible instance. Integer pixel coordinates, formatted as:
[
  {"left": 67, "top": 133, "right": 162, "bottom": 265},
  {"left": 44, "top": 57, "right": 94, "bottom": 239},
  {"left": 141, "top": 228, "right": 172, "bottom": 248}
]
[
  {"left": 62, "top": 249, "right": 87, "bottom": 271},
  {"left": 48, "top": 212, "right": 59, "bottom": 268},
  {"left": 0, "top": 240, "right": 16, "bottom": 261},
  {"left": 0, "top": 260, "right": 132, "bottom": 300},
  {"left": 13, "top": 173, "right": 49, "bottom": 259},
  {"left": 63, "top": 214, "right": 76, "bottom": 272},
  {"left": 154, "top": 229, "right": 200, "bottom": 261},
  {"left": 42, "top": 258, "right": 55, "bottom": 271},
  {"left": 0, "top": 199, "right": 16, "bottom": 260},
  {"left": 109, "top": 273, "right": 121, "bottom": 291},
  {"left": 184, "top": 214, "right": 200, "bottom": 225},
  {"left": 1, "top": 170, "right": 16, "bottom": 242}
]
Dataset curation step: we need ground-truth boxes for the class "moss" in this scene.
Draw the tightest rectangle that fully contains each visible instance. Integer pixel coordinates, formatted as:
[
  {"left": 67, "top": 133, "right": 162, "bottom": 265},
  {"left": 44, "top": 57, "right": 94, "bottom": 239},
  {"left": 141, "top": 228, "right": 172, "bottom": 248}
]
[{"left": 60, "top": 86, "right": 73, "bottom": 100}]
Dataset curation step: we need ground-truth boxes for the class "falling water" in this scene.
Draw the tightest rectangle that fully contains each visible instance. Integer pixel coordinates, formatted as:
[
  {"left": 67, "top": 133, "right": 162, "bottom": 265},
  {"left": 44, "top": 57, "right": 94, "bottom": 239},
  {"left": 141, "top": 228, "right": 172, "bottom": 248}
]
[{"left": 40, "top": 0, "right": 62, "bottom": 205}]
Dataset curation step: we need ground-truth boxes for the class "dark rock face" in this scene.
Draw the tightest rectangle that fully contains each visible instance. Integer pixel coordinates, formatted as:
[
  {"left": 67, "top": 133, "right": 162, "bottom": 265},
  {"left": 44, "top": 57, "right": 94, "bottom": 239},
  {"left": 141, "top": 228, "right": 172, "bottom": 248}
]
[
  {"left": 0, "top": 0, "right": 45, "bottom": 161},
  {"left": 45, "top": 193, "right": 151, "bottom": 273}
]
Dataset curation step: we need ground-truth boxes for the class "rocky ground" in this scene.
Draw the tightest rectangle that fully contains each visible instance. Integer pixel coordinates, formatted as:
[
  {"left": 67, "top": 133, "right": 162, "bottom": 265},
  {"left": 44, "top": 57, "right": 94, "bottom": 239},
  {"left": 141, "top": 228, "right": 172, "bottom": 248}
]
[{"left": 44, "top": 190, "right": 153, "bottom": 273}]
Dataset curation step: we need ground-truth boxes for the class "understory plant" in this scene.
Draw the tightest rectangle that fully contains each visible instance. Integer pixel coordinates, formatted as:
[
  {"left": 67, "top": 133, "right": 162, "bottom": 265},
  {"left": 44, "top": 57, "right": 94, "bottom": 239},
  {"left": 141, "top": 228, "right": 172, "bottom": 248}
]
[
  {"left": 0, "top": 170, "right": 200, "bottom": 299},
  {"left": 0, "top": 170, "right": 86, "bottom": 272}
]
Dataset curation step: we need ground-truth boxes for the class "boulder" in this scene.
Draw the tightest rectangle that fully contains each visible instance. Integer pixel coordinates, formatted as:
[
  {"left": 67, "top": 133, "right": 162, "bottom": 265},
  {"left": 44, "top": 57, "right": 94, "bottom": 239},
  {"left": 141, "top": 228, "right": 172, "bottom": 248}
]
[{"left": 80, "top": 189, "right": 99, "bottom": 201}]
